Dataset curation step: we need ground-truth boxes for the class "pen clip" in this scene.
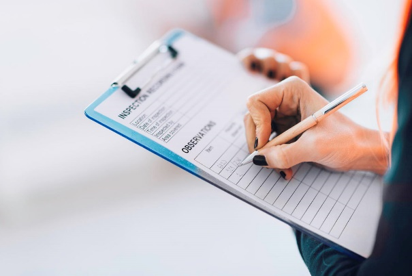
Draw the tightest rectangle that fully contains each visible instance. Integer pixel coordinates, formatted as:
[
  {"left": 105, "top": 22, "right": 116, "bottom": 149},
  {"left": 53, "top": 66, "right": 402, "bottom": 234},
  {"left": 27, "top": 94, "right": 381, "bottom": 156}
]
[{"left": 319, "top": 83, "right": 367, "bottom": 116}]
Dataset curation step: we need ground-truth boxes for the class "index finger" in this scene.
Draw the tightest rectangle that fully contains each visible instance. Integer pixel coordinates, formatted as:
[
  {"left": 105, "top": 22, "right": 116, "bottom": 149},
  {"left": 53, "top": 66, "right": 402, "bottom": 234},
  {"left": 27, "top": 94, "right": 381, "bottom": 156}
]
[{"left": 245, "top": 77, "right": 303, "bottom": 150}]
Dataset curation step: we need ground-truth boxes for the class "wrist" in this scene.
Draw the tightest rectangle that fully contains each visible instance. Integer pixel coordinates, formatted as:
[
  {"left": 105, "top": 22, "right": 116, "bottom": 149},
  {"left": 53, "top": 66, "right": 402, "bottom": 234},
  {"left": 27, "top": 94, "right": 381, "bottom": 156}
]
[{"left": 352, "top": 127, "right": 389, "bottom": 175}]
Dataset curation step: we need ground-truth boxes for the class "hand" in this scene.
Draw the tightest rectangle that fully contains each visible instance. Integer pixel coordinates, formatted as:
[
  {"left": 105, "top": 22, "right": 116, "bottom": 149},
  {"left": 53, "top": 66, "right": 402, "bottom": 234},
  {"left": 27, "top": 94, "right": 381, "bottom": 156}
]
[
  {"left": 237, "top": 48, "right": 310, "bottom": 83},
  {"left": 243, "top": 77, "right": 389, "bottom": 180}
]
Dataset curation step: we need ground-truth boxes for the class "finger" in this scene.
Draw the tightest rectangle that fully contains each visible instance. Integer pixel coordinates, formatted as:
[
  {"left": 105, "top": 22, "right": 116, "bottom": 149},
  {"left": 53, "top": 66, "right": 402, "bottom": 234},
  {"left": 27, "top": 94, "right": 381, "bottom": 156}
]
[
  {"left": 282, "top": 168, "right": 294, "bottom": 180},
  {"left": 259, "top": 56, "right": 278, "bottom": 80},
  {"left": 247, "top": 77, "right": 303, "bottom": 120},
  {"left": 290, "top": 61, "right": 310, "bottom": 83},
  {"left": 274, "top": 54, "right": 292, "bottom": 80},
  {"left": 243, "top": 113, "right": 258, "bottom": 153},
  {"left": 246, "top": 93, "right": 273, "bottom": 150},
  {"left": 274, "top": 168, "right": 293, "bottom": 180},
  {"left": 237, "top": 49, "right": 262, "bottom": 72},
  {"left": 246, "top": 79, "right": 303, "bottom": 148},
  {"left": 246, "top": 77, "right": 324, "bottom": 149},
  {"left": 258, "top": 140, "right": 307, "bottom": 169},
  {"left": 253, "top": 48, "right": 280, "bottom": 77},
  {"left": 237, "top": 48, "right": 253, "bottom": 63}
]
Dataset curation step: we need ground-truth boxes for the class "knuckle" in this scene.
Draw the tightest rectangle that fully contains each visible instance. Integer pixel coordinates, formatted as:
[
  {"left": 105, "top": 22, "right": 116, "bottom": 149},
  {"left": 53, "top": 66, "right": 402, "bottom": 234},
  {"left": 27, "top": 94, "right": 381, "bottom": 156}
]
[
  {"left": 286, "top": 76, "right": 308, "bottom": 91},
  {"left": 304, "top": 135, "right": 317, "bottom": 148},
  {"left": 262, "top": 56, "right": 277, "bottom": 67},
  {"left": 290, "top": 61, "right": 304, "bottom": 69},
  {"left": 266, "top": 146, "right": 290, "bottom": 169},
  {"left": 237, "top": 48, "right": 253, "bottom": 59},
  {"left": 246, "top": 94, "right": 258, "bottom": 109},
  {"left": 309, "top": 131, "right": 320, "bottom": 144},
  {"left": 275, "top": 53, "right": 291, "bottom": 63},
  {"left": 276, "top": 146, "right": 290, "bottom": 169},
  {"left": 254, "top": 48, "right": 275, "bottom": 58},
  {"left": 287, "top": 75, "right": 302, "bottom": 83}
]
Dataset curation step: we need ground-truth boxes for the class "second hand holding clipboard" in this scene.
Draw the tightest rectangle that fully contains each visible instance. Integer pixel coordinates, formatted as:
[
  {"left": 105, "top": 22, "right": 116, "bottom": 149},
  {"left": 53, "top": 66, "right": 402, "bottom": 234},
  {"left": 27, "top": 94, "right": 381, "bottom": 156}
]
[{"left": 85, "top": 29, "right": 383, "bottom": 260}]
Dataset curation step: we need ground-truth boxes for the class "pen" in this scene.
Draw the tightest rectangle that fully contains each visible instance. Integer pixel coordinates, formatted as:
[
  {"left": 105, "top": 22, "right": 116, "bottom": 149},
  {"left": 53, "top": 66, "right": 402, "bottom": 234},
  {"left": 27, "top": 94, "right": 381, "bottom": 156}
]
[{"left": 240, "top": 83, "right": 368, "bottom": 165}]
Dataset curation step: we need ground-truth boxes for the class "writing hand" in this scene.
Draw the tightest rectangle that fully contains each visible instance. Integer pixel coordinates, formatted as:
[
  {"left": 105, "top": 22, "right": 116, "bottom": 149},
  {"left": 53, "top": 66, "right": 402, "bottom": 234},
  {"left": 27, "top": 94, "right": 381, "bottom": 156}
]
[{"left": 243, "top": 77, "right": 388, "bottom": 179}]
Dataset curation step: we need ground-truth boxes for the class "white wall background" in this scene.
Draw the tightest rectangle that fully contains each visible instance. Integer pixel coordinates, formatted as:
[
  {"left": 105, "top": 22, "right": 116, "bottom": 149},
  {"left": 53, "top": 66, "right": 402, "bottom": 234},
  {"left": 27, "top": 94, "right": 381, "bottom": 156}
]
[{"left": 0, "top": 0, "right": 404, "bottom": 275}]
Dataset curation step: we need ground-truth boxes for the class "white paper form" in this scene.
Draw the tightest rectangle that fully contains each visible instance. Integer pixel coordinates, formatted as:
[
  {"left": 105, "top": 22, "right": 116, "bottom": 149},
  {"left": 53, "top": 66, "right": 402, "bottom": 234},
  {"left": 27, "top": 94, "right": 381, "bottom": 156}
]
[{"left": 92, "top": 33, "right": 382, "bottom": 258}]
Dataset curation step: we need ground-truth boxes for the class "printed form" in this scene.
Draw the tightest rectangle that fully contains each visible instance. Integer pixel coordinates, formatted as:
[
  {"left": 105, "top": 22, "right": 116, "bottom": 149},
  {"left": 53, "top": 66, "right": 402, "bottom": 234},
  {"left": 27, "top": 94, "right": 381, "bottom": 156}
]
[{"left": 93, "top": 33, "right": 382, "bottom": 258}]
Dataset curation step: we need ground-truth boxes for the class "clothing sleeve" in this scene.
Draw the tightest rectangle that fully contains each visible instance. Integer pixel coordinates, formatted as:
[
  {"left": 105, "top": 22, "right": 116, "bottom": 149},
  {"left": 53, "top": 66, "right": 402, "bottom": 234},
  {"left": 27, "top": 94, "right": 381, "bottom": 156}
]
[
  {"left": 296, "top": 187, "right": 412, "bottom": 276},
  {"left": 295, "top": 230, "right": 361, "bottom": 275},
  {"left": 295, "top": 14, "right": 412, "bottom": 276}
]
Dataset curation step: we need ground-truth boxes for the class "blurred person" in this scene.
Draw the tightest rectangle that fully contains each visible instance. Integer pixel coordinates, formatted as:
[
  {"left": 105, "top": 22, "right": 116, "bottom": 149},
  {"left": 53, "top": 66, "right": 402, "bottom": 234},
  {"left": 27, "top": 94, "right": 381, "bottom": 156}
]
[
  {"left": 240, "top": 1, "right": 412, "bottom": 275},
  {"left": 206, "top": 0, "right": 353, "bottom": 94}
]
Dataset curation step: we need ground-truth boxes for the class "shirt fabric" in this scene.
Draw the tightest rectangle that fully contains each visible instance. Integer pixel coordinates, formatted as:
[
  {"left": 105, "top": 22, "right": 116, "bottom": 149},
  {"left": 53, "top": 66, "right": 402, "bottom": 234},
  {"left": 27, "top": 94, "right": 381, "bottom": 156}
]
[{"left": 295, "top": 15, "right": 412, "bottom": 276}]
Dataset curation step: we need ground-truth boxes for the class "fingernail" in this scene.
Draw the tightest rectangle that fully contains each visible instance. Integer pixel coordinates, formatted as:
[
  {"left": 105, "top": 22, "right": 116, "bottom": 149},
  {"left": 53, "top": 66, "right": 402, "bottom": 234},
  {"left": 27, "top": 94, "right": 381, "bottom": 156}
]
[
  {"left": 280, "top": 171, "right": 286, "bottom": 179},
  {"left": 254, "top": 137, "right": 259, "bottom": 149},
  {"left": 271, "top": 121, "right": 277, "bottom": 132},
  {"left": 251, "top": 62, "right": 257, "bottom": 70},
  {"left": 267, "top": 70, "right": 275, "bottom": 79},
  {"left": 253, "top": 155, "right": 268, "bottom": 166}
]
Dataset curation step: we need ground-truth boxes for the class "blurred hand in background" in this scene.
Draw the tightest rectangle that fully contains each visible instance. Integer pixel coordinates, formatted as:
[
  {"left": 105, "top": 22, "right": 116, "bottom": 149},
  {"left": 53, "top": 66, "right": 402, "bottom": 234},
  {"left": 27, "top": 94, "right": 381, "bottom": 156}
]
[{"left": 196, "top": 0, "right": 353, "bottom": 94}]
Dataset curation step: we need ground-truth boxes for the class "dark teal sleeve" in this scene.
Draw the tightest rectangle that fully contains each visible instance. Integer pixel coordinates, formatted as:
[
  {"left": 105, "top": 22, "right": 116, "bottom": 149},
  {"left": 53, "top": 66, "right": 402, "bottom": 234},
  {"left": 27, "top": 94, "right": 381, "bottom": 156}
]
[
  {"left": 295, "top": 14, "right": 412, "bottom": 276},
  {"left": 295, "top": 231, "right": 361, "bottom": 275}
]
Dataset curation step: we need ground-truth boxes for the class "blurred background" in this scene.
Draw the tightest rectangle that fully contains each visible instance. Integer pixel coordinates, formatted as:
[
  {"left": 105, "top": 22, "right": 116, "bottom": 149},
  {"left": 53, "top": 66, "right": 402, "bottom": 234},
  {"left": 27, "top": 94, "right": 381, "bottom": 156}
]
[{"left": 0, "top": 0, "right": 405, "bottom": 275}]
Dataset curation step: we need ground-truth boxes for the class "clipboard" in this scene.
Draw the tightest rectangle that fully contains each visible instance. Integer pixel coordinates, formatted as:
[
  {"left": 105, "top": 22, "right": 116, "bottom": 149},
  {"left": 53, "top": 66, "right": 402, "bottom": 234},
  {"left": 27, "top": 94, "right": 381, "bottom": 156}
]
[
  {"left": 85, "top": 29, "right": 382, "bottom": 260},
  {"left": 85, "top": 30, "right": 197, "bottom": 176}
]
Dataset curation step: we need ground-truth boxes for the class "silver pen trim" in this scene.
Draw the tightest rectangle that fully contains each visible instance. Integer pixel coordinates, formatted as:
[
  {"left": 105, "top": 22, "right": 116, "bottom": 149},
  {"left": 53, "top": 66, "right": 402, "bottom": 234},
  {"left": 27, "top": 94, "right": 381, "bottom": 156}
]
[{"left": 318, "top": 83, "right": 367, "bottom": 117}]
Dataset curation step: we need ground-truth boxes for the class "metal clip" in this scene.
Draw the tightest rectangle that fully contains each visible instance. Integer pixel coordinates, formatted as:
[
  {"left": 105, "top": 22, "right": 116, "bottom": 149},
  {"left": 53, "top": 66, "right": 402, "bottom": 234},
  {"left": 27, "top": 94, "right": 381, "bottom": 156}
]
[{"left": 112, "top": 43, "right": 179, "bottom": 98}]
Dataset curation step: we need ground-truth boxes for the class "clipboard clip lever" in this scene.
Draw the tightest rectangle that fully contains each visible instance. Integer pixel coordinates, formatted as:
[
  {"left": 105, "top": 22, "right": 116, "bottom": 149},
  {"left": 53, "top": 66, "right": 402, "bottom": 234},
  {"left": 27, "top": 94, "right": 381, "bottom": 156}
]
[{"left": 112, "top": 43, "right": 179, "bottom": 98}]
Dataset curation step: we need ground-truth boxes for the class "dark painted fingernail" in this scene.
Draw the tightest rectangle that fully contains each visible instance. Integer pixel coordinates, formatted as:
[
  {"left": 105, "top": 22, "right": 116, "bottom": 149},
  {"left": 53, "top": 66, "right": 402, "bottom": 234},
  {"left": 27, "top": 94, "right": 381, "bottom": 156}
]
[
  {"left": 253, "top": 155, "right": 268, "bottom": 166},
  {"left": 254, "top": 137, "right": 259, "bottom": 149},
  {"left": 271, "top": 121, "right": 277, "bottom": 132},
  {"left": 280, "top": 171, "right": 286, "bottom": 179},
  {"left": 267, "top": 70, "right": 275, "bottom": 79},
  {"left": 251, "top": 62, "right": 257, "bottom": 70}
]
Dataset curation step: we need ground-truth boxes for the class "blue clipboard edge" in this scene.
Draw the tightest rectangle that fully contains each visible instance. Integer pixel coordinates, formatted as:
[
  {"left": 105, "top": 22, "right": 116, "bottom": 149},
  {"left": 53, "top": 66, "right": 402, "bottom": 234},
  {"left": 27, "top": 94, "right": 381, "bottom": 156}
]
[{"left": 84, "top": 28, "right": 365, "bottom": 261}]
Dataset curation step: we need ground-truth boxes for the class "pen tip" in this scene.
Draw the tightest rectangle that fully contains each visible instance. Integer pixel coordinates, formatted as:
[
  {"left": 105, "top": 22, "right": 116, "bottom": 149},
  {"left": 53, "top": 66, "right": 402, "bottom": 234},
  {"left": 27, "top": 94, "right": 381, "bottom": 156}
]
[
  {"left": 240, "top": 151, "right": 257, "bottom": 166},
  {"left": 239, "top": 158, "right": 248, "bottom": 166}
]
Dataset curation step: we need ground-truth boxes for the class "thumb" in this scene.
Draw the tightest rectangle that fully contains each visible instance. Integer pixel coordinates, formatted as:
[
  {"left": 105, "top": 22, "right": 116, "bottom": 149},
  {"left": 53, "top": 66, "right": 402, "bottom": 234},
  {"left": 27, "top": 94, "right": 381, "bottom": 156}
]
[{"left": 258, "top": 141, "right": 307, "bottom": 170}]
